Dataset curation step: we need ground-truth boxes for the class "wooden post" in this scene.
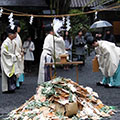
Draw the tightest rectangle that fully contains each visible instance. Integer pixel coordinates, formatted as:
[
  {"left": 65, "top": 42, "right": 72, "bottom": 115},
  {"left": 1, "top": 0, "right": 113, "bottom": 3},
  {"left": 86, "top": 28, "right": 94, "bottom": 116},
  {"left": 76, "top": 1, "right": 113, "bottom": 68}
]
[
  {"left": 76, "top": 64, "right": 79, "bottom": 83},
  {"left": 50, "top": 65, "right": 52, "bottom": 80},
  {"left": 45, "top": 61, "right": 83, "bottom": 82}
]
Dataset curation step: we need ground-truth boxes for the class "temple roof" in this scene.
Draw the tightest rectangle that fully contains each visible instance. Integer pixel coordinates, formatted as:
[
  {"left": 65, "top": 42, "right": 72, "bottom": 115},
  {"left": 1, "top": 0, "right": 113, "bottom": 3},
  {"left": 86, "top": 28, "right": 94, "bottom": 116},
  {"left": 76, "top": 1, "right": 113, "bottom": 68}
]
[
  {"left": 70, "top": 0, "right": 115, "bottom": 8},
  {"left": 0, "top": 0, "right": 48, "bottom": 6}
]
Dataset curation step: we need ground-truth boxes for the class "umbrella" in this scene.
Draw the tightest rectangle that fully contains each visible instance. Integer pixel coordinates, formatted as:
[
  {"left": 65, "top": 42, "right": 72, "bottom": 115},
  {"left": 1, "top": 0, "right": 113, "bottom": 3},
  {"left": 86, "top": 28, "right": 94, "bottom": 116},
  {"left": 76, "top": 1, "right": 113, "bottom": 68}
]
[{"left": 90, "top": 20, "right": 112, "bottom": 29}]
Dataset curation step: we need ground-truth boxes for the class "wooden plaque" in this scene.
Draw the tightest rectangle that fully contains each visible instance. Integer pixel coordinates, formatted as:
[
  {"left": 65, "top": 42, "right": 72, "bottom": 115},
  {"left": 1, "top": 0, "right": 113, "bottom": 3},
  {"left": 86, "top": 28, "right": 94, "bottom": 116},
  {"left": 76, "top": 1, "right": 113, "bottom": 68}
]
[{"left": 92, "top": 57, "right": 99, "bottom": 72}]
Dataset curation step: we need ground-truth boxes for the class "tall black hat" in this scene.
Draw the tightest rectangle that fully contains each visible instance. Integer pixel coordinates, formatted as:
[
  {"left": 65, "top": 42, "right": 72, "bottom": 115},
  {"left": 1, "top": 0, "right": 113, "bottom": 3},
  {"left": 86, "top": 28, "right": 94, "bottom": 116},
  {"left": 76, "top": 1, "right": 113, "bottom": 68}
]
[
  {"left": 46, "top": 26, "right": 53, "bottom": 32},
  {"left": 86, "top": 36, "right": 95, "bottom": 45},
  {"left": 6, "top": 25, "right": 17, "bottom": 34},
  {"left": 84, "top": 32, "right": 92, "bottom": 39}
]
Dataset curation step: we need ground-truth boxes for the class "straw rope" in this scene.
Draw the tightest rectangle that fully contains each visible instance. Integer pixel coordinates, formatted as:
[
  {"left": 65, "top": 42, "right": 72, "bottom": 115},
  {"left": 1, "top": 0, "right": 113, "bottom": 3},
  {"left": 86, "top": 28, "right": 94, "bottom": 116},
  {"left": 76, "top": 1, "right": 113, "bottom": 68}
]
[{"left": 0, "top": 5, "right": 120, "bottom": 18}]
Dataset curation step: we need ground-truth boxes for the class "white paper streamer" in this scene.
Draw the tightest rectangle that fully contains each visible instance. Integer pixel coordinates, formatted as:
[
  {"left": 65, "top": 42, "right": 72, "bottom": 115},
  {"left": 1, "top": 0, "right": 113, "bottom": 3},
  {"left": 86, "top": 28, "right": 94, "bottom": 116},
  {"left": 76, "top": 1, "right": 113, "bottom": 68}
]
[
  {"left": 29, "top": 15, "right": 34, "bottom": 25},
  {"left": 66, "top": 16, "right": 71, "bottom": 31},
  {"left": 0, "top": 8, "right": 3, "bottom": 17},
  {"left": 62, "top": 17, "right": 65, "bottom": 25},
  {"left": 8, "top": 13, "right": 15, "bottom": 30},
  {"left": 95, "top": 11, "right": 98, "bottom": 20},
  {"left": 8, "top": 13, "right": 13, "bottom": 19}
]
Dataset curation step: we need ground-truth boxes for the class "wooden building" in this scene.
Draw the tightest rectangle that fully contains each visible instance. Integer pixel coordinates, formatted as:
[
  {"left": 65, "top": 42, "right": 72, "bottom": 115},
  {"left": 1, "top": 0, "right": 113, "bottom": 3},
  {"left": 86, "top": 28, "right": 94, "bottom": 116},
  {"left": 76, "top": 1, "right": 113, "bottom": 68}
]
[
  {"left": 0, "top": 0, "right": 120, "bottom": 63},
  {"left": 70, "top": 0, "right": 120, "bottom": 42},
  {"left": 0, "top": 0, "right": 53, "bottom": 63}
]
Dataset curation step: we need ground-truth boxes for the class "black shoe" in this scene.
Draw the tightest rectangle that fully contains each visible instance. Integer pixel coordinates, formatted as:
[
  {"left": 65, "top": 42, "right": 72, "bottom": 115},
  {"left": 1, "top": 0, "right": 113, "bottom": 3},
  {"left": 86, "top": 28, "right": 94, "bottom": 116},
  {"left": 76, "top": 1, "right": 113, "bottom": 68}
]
[
  {"left": 9, "top": 90, "right": 15, "bottom": 93},
  {"left": 104, "top": 84, "right": 114, "bottom": 88},
  {"left": 2, "top": 91, "right": 9, "bottom": 94},
  {"left": 2, "top": 90, "right": 15, "bottom": 94},
  {"left": 96, "top": 82, "right": 104, "bottom": 86},
  {"left": 16, "top": 86, "right": 20, "bottom": 89},
  {"left": 19, "top": 82, "right": 23, "bottom": 86}
]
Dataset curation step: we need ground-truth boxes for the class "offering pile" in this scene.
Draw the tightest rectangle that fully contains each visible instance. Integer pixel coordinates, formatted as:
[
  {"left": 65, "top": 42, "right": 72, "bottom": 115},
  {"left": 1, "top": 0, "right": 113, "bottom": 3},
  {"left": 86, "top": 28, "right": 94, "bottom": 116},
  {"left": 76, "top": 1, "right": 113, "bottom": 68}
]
[{"left": 5, "top": 77, "right": 116, "bottom": 120}]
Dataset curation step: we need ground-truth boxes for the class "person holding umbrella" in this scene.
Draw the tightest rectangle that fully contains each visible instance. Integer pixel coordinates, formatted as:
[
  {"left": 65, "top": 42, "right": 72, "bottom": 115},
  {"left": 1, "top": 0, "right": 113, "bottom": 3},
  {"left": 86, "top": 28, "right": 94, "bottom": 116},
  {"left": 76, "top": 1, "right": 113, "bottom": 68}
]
[
  {"left": 90, "top": 20, "right": 115, "bottom": 43},
  {"left": 86, "top": 36, "right": 120, "bottom": 88},
  {"left": 103, "top": 28, "right": 115, "bottom": 43},
  {"left": 95, "top": 32, "right": 102, "bottom": 41}
]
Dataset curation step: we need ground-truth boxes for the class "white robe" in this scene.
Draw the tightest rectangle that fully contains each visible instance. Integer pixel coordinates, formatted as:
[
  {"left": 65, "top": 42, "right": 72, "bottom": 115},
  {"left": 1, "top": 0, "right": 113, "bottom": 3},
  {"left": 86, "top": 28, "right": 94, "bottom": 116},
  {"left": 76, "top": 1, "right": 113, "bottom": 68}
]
[
  {"left": 13, "top": 33, "right": 24, "bottom": 76},
  {"left": 23, "top": 41, "right": 35, "bottom": 61},
  {"left": 1, "top": 37, "right": 17, "bottom": 92},
  {"left": 38, "top": 34, "right": 66, "bottom": 84},
  {"left": 95, "top": 41, "right": 120, "bottom": 77}
]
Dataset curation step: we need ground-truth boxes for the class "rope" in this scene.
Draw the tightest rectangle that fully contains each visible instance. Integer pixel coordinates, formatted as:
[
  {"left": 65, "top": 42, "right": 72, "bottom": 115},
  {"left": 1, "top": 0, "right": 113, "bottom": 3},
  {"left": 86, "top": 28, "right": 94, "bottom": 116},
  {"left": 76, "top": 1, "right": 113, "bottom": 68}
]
[{"left": 1, "top": 5, "right": 120, "bottom": 18}]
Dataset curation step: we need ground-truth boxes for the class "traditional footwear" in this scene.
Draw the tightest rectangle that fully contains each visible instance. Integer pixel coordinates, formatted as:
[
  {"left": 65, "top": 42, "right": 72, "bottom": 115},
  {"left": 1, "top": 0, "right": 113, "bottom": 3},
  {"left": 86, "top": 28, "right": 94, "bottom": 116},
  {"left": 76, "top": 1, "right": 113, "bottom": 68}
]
[
  {"left": 2, "top": 90, "right": 15, "bottom": 94},
  {"left": 104, "top": 84, "right": 114, "bottom": 88},
  {"left": 16, "top": 81, "right": 20, "bottom": 88},
  {"left": 64, "top": 67, "right": 66, "bottom": 70},
  {"left": 66, "top": 67, "right": 69, "bottom": 71},
  {"left": 2, "top": 91, "right": 9, "bottom": 94},
  {"left": 19, "top": 82, "right": 23, "bottom": 86},
  {"left": 9, "top": 90, "right": 15, "bottom": 93},
  {"left": 96, "top": 82, "right": 104, "bottom": 86},
  {"left": 16, "top": 86, "right": 20, "bottom": 89}
]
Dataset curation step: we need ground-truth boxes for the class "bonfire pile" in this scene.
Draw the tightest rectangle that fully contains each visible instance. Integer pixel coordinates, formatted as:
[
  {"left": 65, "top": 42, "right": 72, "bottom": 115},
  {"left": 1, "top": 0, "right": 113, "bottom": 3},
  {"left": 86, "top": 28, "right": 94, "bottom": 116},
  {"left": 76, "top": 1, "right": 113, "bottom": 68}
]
[{"left": 6, "top": 77, "right": 116, "bottom": 120}]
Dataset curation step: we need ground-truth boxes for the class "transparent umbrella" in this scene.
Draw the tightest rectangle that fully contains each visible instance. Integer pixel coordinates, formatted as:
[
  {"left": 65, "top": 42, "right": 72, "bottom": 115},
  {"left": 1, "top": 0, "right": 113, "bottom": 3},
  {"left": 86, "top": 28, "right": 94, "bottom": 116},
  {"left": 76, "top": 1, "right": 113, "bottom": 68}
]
[{"left": 90, "top": 20, "right": 112, "bottom": 29}]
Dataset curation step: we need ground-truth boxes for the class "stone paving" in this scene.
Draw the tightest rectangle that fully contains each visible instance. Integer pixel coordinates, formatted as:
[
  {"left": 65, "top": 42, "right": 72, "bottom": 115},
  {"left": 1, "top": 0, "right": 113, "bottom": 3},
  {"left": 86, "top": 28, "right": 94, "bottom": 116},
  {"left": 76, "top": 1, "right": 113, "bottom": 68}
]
[{"left": 0, "top": 52, "right": 120, "bottom": 119}]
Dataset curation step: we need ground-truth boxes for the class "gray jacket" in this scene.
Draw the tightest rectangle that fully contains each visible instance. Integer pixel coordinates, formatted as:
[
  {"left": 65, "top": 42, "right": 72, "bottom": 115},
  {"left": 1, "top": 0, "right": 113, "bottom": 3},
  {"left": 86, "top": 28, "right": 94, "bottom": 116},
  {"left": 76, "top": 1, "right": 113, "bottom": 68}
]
[{"left": 74, "top": 35, "right": 86, "bottom": 55}]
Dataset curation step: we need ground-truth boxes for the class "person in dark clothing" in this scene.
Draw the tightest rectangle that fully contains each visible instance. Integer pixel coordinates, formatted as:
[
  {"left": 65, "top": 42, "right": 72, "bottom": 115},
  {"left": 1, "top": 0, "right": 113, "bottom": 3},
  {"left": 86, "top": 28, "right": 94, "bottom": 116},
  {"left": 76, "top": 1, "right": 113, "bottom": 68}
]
[
  {"left": 95, "top": 32, "right": 102, "bottom": 41},
  {"left": 74, "top": 30, "right": 86, "bottom": 65},
  {"left": 103, "top": 29, "right": 115, "bottom": 43}
]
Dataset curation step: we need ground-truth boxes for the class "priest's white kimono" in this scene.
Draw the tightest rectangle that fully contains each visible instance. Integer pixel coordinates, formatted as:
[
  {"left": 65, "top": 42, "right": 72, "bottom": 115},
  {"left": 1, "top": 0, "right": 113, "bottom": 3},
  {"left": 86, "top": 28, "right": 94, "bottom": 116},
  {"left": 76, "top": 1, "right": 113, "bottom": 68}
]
[
  {"left": 1, "top": 37, "right": 17, "bottom": 92},
  {"left": 95, "top": 40, "right": 120, "bottom": 86},
  {"left": 13, "top": 33, "right": 24, "bottom": 87},
  {"left": 38, "top": 34, "right": 66, "bottom": 84}
]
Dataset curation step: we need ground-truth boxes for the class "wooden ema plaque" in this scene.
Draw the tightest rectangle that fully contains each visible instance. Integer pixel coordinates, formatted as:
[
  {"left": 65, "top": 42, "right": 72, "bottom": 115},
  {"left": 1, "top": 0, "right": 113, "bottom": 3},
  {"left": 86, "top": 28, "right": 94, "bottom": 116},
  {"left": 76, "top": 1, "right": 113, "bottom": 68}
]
[{"left": 92, "top": 57, "right": 99, "bottom": 72}]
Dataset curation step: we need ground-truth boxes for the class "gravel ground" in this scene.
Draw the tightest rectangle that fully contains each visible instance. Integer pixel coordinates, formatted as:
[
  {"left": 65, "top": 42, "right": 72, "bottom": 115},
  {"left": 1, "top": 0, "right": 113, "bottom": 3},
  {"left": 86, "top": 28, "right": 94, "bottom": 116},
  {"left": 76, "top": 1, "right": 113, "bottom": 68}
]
[{"left": 0, "top": 52, "right": 120, "bottom": 119}]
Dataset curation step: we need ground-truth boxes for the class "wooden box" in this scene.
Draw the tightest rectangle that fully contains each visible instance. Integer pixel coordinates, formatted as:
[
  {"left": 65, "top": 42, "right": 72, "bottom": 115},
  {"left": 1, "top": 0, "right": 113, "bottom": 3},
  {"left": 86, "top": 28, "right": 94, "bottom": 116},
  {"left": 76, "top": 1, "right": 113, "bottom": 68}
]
[
  {"left": 92, "top": 57, "right": 99, "bottom": 72},
  {"left": 60, "top": 54, "right": 68, "bottom": 63}
]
